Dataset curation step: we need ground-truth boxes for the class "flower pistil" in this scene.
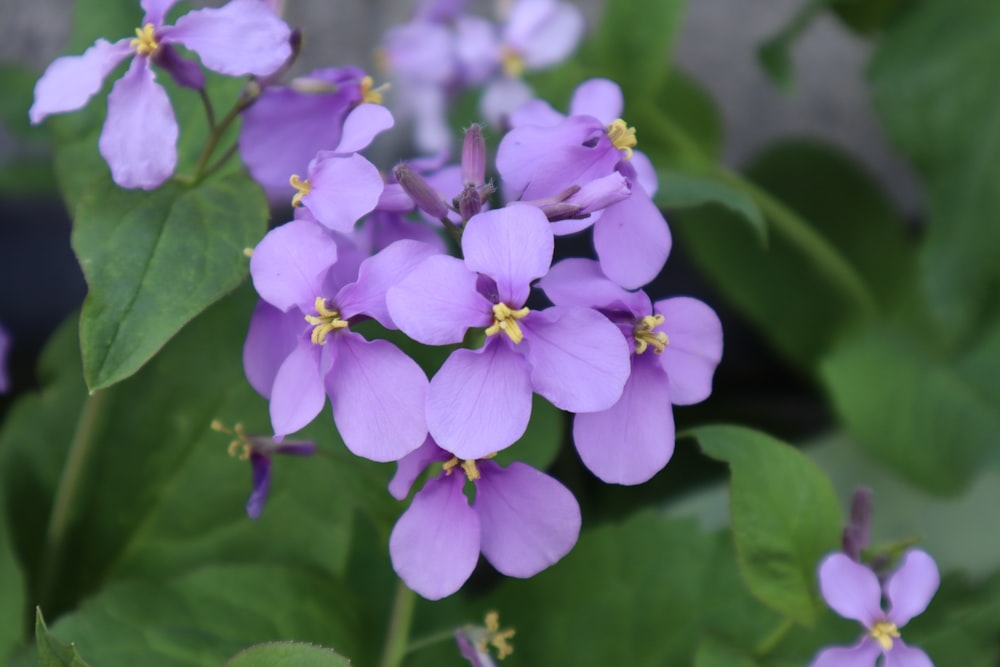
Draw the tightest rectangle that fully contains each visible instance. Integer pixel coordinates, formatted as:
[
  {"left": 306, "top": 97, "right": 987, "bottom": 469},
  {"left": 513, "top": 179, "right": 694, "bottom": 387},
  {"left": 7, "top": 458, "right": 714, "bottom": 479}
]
[
  {"left": 130, "top": 23, "right": 159, "bottom": 56},
  {"left": 869, "top": 620, "right": 900, "bottom": 651},
  {"left": 606, "top": 118, "right": 637, "bottom": 160},
  {"left": 633, "top": 314, "right": 668, "bottom": 354},
  {"left": 304, "top": 297, "right": 349, "bottom": 344},
  {"left": 485, "top": 303, "right": 530, "bottom": 344}
]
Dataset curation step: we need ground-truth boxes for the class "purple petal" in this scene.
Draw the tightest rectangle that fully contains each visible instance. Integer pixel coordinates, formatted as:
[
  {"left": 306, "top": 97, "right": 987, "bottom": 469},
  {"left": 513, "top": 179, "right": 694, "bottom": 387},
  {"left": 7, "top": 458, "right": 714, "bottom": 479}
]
[
  {"left": 630, "top": 150, "right": 658, "bottom": 197},
  {"left": 302, "top": 153, "right": 383, "bottom": 233},
  {"left": 883, "top": 641, "right": 934, "bottom": 667},
  {"left": 508, "top": 98, "right": 564, "bottom": 129},
  {"left": 273, "top": 440, "right": 317, "bottom": 456},
  {"left": 654, "top": 297, "right": 723, "bottom": 406},
  {"left": 462, "top": 205, "right": 554, "bottom": 307},
  {"left": 479, "top": 77, "right": 535, "bottom": 129},
  {"left": 817, "top": 553, "right": 884, "bottom": 627},
  {"left": 568, "top": 78, "right": 623, "bottom": 125},
  {"left": 475, "top": 461, "right": 580, "bottom": 577},
  {"left": 336, "top": 240, "right": 440, "bottom": 327},
  {"left": 408, "top": 82, "right": 454, "bottom": 155},
  {"left": 268, "top": 336, "right": 327, "bottom": 437},
  {"left": 335, "top": 103, "right": 395, "bottom": 154},
  {"left": 142, "top": 0, "right": 179, "bottom": 26},
  {"left": 30, "top": 39, "right": 132, "bottom": 123},
  {"left": 454, "top": 16, "right": 499, "bottom": 85},
  {"left": 389, "top": 437, "right": 450, "bottom": 501},
  {"left": 504, "top": 0, "right": 584, "bottom": 69},
  {"left": 387, "top": 255, "right": 492, "bottom": 345},
  {"left": 99, "top": 57, "right": 178, "bottom": 189},
  {"left": 250, "top": 219, "right": 338, "bottom": 313},
  {"left": 389, "top": 473, "right": 481, "bottom": 600},
  {"left": 538, "top": 258, "right": 651, "bottom": 317},
  {"left": 164, "top": 0, "right": 291, "bottom": 77},
  {"left": 326, "top": 334, "right": 428, "bottom": 462},
  {"left": 246, "top": 451, "right": 272, "bottom": 519},
  {"left": 521, "top": 306, "right": 631, "bottom": 413},
  {"left": 153, "top": 44, "right": 205, "bottom": 89},
  {"left": 382, "top": 21, "right": 456, "bottom": 84},
  {"left": 593, "top": 188, "right": 671, "bottom": 289},
  {"left": 809, "top": 639, "right": 881, "bottom": 667},
  {"left": 572, "top": 356, "right": 675, "bottom": 485},
  {"left": 427, "top": 339, "right": 533, "bottom": 460},
  {"left": 886, "top": 549, "right": 940, "bottom": 628},
  {"left": 0, "top": 324, "right": 10, "bottom": 394},
  {"left": 243, "top": 300, "right": 304, "bottom": 398}
]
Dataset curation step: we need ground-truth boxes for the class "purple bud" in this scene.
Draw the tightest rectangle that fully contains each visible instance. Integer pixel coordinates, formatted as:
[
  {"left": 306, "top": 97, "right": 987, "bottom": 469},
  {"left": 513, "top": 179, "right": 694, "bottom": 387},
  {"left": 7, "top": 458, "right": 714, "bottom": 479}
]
[
  {"left": 154, "top": 45, "right": 206, "bottom": 90},
  {"left": 394, "top": 163, "right": 451, "bottom": 219},
  {"left": 566, "top": 172, "right": 632, "bottom": 215},
  {"left": 457, "top": 184, "right": 483, "bottom": 220},
  {"left": 461, "top": 124, "right": 486, "bottom": 187},
  {"left": 538, "top": 202, "right": 582, "bottom": 221},
  {"left": 842, "top": 486, "right": 873, "bottom": 562}
]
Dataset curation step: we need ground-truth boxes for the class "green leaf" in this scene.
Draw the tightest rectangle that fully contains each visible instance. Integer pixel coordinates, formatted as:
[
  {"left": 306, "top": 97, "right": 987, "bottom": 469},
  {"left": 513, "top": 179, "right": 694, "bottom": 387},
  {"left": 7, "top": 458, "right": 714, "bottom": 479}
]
[
  {"left": 226, "top": 642, "right": 352, "bottom": 667},
  {"left": 831, "top": 0, "right": 907, "bottom": 34},
  {"left": 0, "top": 495, "right": 26, "bottom": 661},
  {"left": 655, "top": 171, "right": 767, "bottom": 243},
  {"left": 757, "top": 39, "right": 794, "bottom": 91},
  {"left": 870, "top": 0, "right": 1000, "bottom": 340},
  {"left": 0, "top": 64, "right": 48, "bottom": 141},
  {"left": 35, "top": 610, "right": 91, "bottom": 667},
  {"left": 694, "top": 425, "right": 843, "bottom": 625},
  {"left": 695, "top": 637, "right": 759, "bottom": 667},
  {"left": 73, "top": 173, "right": 266, "bottom": 390}
]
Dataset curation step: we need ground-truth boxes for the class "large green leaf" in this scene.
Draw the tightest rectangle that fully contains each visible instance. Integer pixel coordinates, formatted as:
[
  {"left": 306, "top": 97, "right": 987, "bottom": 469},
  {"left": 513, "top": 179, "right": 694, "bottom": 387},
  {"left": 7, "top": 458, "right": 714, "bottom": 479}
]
[
  {"left": 655, "top": 171, "right": 767, "bottom": 243},
  {"left": 694, "top": 425, "right": 843, "bottom": 625},
  {"left": 35, "top": 610, "right": 91, "bottom": 667},
  {"left": 695, "top": 638, "right": 759, "bottom": 667},
  {"left": 870, "top": 0, "right": 1000, "bottom": 340},
  {"left": 73, "top": 173, "right": 266, "bottom": 390},
  {"left": 0, "top": 486, "right": 26, "bottom": 661},
  {"left": 226, "top": 642, "right": 352, "bottom": 667}
]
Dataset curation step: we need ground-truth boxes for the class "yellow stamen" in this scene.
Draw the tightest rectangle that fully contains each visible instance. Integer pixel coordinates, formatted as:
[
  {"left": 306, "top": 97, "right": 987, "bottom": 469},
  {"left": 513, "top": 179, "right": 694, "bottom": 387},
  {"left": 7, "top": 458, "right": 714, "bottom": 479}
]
[
  {"left": 633, "top": 314, "right": 668, "bottom": 355},
  {"left": 442, "top": 454, "right": 497, "bottom": 482},
  {"left": 484, "top": 611, "right": 515, "bottom": 660},
  {"left": 606, "top": 118, "right": 637, "bottom": 160},
  {"left": 304, "top": 297, "right": 349, "bottom": 345},
  {"left": 242, "top": 247, "right": 254, "bottom": 258},
  {"left": 130, "top": 23, "right": 159, "bottom": 56},
  {"left": 500, "top": 46, "right": 525, "bottom": 78},
  {"left": 484, "top": 303, "right": 530, "bottom": 344},
  {"left": 870, "top": 621, "right": 900, "bottom": 651},
  {"left": 289, "top": 174, "right": 311, "bottom": 207},
  {"left": 360, "top": 75, "right": 390, "bottom": 104},
  {"left": 216, "top": 421, "right": 252, "bottom": 460}
]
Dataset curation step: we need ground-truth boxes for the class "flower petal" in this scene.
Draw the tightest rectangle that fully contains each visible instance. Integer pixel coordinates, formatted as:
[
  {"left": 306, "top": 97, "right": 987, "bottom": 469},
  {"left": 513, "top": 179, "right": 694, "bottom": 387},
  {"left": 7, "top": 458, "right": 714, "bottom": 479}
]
[
  {"left": 654, "top": 296, "right": 723, "bottom": 406},
  {"left": 268, "top": 336, "right": 327, "bottom": 437},
  {"left": 302, "top": 153, "right": 384, "bottom": 233},
  {"left": 521, "top": 306, "right": 631, "bottom": 413},
  {"left": 592, "top": 188, "right": 671, "bottom": 289},
  {"left": 389, "top": 473, "right": 481, "bottom": 600},
  {"left": 387, "top": 255, "right": 492, "bottom": 345},
  {"left": 428, "top": 339, "right": 533, "bottom": 460},
  {"left": 246, "top": 451, "right": 271, "bottom": 519},
  {"left": 462, "top": 205, "right": 553, "bottom": 307},
  {"left": 335, "top": 103, "right": 395, "bottom": 154},
  {"left": 141, "top": 0, "right": 180, "bottom": 26},
  {"left": 568, "top": 78, "right": 623, "bottom": 125},
  {"left": 505, "top": 0, "right": 584, "bottom": 69},
  {"left": 165, "top": 0, "right": 292, "bottom": 76},
  {"left": 479, "top": 77, "right": 535, "bottom": 129},
  {"left": 336, "top": 240, "right": 441, "bottom": 327},
  {"left": 508, "top": 98, "right": 564, "bottom": 129},
  {"left": 809, "top": 638, "right": 881, "bottom": 667},
  {"left": 454, "top": 15, "right": 500, "bottom": 85},
  {"left": 538, "top": 258, "right": 651, "bottom": 317},
  {"left": 573, "top": 356, "right": 675, "bottom": 485},
  {"left": 389, "top": 437, "right": 450, "bottom": 501},
  {"left": 30, "top": 39, "right": 133, "bottom": 123},
  {"left": 475, "top": 461, "right": 580, "bottom": 577},
  {"left": 326, "top": 334, "right": 428, "bottom": 462},
  {"left": 883, "top": 641, "right": 934, "bottom": 667},
  {"left": 99, "top": 57, "right": 178, "bottom": 189},
  {"left": 886, "top": 549, "right": 940, "bottom": 627},
  {"left": 243, "top": 300, "right": 304, "bottom": 398},
  {"left": 817, "top": 553, "right": 884, "bottom": 627},
  {"left": 250, "top": 219, "right": 339, "bottom": 313}
]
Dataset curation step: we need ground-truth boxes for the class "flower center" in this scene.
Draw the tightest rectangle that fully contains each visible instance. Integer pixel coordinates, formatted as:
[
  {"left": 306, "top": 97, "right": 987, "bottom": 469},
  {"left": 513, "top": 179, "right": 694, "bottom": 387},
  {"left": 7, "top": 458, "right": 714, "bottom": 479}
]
[
  {"left": 289, "top": 174, "right": 311, "bottom": 207},
  {"left": 485, "top": 303, "right": 530, "bottom": 344},
  {"left": 869, "top": 620, "right": 900, "bottom": 651},
  {"left": 606, "top": 119, "right": 637, "bottom": 160},
  {"left": 633, "top": 314, "right": 668, "bottom": 354},
  {"left": 360, "top": 75, "right": 389, "bottom": 104},
  {"left": 130, "top": 23, "right": 159, "bottom": 56},
  {"left": 501, "top": 46, "right": 525, "bottom": 78},
  {"left": 304, "top": 297, "right": 349, "bottom": 345},
  {"left": 442, "top": 453, "right": 497, "bottom": 482},
  {"left": 212, "top": 420, "right": 252, "bottom": 460}
]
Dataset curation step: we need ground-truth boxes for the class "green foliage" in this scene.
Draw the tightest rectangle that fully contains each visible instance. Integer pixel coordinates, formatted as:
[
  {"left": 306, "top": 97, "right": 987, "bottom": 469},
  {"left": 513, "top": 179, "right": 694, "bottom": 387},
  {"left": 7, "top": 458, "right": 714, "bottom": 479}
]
[
  {"left": 226, "top": 642, "right": 353, "bottom": 667},
  {"left": 35, "top": 610, "right": 91, "bottom": 667},
  {"left": 655, "top": 171, "right": 767, "bottom": 243},
  {"left": 694, "top": 425, "right": 843, "bottom": 625},
  {"left": 695, "top": 638, "right": 759, "bottom": 667},
  {"left": 0, "top": 488, "right": 25, "bottom": 662}
]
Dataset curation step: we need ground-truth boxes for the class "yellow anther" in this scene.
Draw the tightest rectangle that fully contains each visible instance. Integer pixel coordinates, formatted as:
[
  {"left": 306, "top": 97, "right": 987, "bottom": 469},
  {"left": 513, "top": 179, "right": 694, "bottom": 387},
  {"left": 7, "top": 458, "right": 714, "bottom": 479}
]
[
  {"left": 606, "top": 118, "right": 637, "bottom": 160},
  {"left": 360, "top": 75, "right": 390, "bottom": 104},
  {"left": 216, "top": 421, "right": 252, "bottom": 460},
  {"left": 500, "top": 46, "right": 525, "bottom": 78},
  {"left": 242, "top": 247, "right": 254, "bottom": 258},
  {"left": 130, "top": 23, "right": 159, "bottom": 56},
  {"left": 484, "top": 611, "right": 515, "bottom": 660},
  {"left": 485, "top": 303, "right": 530, "bottom": 344},
  {"left": 304, "top": 297, "right": 349, "bottom": 345},
  {"left": 633, "top": 314, "right": 668, "bottom": 355},
  {"left": 870, "top": 621, "right": 900, "bottom": 651},
  {"left": 289, "top": 174, "right": 311, "bottom": 207},
  {"left": 227, "top": 440, "right": 251, "bottom": 460},
  {"left": 442, "top": 454, "right": 497, "bottom": 482}
]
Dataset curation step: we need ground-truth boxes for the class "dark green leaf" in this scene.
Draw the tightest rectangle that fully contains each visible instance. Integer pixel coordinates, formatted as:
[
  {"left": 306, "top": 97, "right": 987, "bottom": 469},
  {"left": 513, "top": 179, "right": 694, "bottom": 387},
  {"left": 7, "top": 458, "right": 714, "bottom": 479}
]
[
  {"left": 695, "top": 637, "right": 759, "bottom": 667},
  {"left": 0, "top": 506, "right": 26, "bottom": 661},
  {"left": 831, "top": 0, "right": 907, "bottom": 34},
  {"left": 757, "top": 39, "right": 794, "bottom": 91},
  {"left": 0, "top": 160, "right": 57, "bottom": 198},
  {"left": 0, "top": 64, "right": 47, "bottom": 141},
  {"left": 655, "top": 171, "right": 767, "bottom": 243},
  {"left": 226, "top": 642, "right": 352, "bottom": 667},
  {"left": 694, "top": 425, "right": 843, "bottom": 625},
  {"left": 35, "top": 610, "right": 91, "bottom": 667}
]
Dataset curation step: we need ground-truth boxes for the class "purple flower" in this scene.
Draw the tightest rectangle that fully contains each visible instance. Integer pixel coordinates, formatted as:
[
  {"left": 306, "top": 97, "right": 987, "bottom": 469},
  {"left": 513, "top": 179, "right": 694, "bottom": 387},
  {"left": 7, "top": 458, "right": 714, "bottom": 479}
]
[
  {"left": 388, "top": 438, "right": 581, "bottom": 600},
  {"left": 811, "top": 550, "right": 940, "bottom": 667},
  {"left": 244, "top": 219, "right": 439, "bottom": 461},
  {"left": 30, "top": 0, "right": 292, "bottom": 189},
  {"left": 454, "top": 611, "right": 515, "bottom": 667},
  {"left": 386, "top": 205, "right": 631, "bottom": 460},
  {"left": 212, "top": 420, "right": 316, "bottom": 519},
  {"left": 539, "top": 258, "right": 722, "bottom": 484},
  {"left": 0, "top": 323, "right": 10, "bottom": 394}
]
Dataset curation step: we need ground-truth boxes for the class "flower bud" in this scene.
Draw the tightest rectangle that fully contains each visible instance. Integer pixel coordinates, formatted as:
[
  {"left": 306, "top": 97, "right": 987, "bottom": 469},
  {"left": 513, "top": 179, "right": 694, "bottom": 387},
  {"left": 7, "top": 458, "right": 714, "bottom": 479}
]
[
  {"left": 842, "top": 486, "right": 873, "bottom": 562},
  {"left": 394, "top": 163, "right": 451, "bottom": 219},
  {"left": 461, "top": 124, "right": 486, "bottom": 187}
]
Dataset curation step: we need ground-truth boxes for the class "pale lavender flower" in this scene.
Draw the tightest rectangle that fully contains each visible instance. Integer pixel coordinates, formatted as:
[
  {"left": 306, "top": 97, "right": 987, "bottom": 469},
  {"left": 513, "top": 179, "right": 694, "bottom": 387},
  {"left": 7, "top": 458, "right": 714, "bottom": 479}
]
[
  {"left": 244, "top": 220, "right": 438, "bottom": 461},
  {"left": 386, "top": 205, "right": 631, "bottom": 459},
  {"left": 388, "top": 438, "right": 581, "bottom": 600},
  {"left": 0, "top": 323, "right": 10, "bottom": 394},
  {"left": 30, "top": 0, "right": 292, "bottom": 189},
  {"left": 539, "top": 259, "right": 722, "bottom": 484},
  {"left": 811, "top": 550, "right": 939, "bottom": 667}
]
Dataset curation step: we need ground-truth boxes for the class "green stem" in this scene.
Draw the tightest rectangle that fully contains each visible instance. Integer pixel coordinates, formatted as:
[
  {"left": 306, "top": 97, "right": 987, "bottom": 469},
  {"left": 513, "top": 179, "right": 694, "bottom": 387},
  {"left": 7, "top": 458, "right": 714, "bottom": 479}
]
[
  {"left": 753, "top": 617, "right": 795, "bottom": 658},
  {"left": 37, "top": 389, "right": 109, "bottom": 608},
  {"left": 198, "top": 87, "right": 217, "bottom": 131},
  {"left": 380, "top": 580, "right": 418, "bottom": 667},
  {"left": 405, "top": 628, "right": 459, "bottom": 656}
]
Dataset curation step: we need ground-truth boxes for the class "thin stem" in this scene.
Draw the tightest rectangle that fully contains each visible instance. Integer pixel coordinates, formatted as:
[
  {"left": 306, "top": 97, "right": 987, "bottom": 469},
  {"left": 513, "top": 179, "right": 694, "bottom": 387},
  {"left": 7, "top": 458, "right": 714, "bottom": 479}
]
[
  {"left": 405, "top": 628, "right": 458, "bottom": 656},
  {"left": 191, "top": 100, "right": 244, "bottom": 183},
  {"left": 439, "top": 216, "right": 464, "bottom": 245},
  {"left": 380, "top": 580, "right": 418, "bottom": 667},
  {"left": 753, "top": 617, "right": 795, "bottom": 658},
  {"left": 202, "top": 143, "right": 240, "bottom": 180},
  {"left": 37, "top": 389, "right": 110, "bottom": 608},
  {"left": 198, "top": 87, "right": 217, "bottom": 131}
]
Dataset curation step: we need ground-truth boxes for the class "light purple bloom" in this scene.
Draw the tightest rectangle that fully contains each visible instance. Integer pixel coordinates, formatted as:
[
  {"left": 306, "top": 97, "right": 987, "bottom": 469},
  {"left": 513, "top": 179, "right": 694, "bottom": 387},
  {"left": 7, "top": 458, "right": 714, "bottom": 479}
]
[
  {"left": 539, "top": 259, "right": 722, "bottom": 484},
  {"left": 386, "top": 205, "right": 631, "bottom": 459},
  {"left": 811, "top": 550, "right": 940, "bottom": 667},
  {"left": 0, "top": 323, "right": 10, "bottom": 394},
  {"left": 388, "top": 438, "right": 581, "bottom": 600},
  {"left": 30, "top": 0, "right": 292, "bottom": 189},
  {"left": 244, "top": 219, "right": 439, "bottom": 461}
]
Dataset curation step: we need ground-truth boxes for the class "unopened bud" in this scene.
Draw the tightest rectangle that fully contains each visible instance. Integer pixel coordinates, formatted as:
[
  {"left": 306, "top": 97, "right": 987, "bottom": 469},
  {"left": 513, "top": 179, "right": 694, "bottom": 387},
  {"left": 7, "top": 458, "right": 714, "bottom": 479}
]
[
  {"left": 457, "top": 185, "right": 483, "bottom": 221},
  {"left": 565, "top": 172, "right": 632, "bottom": 215},
  {"left": 842, "top": 486, "right": 873, "bottom": 562},
  {"left": 461, "top": 124, "right": 486, "bottom": 187},
  {"left": 394, "top": 163, "right": 451, "bottom": 219}
]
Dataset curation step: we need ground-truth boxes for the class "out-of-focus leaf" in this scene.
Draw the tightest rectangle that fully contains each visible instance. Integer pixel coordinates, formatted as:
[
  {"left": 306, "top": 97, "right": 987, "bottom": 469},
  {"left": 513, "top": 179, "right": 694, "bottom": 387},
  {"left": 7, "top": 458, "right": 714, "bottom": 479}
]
[
  {"left": 35, "top": 610, "right": 90, "bottom": 667},
  {"left": 0, "top": 65, "right": 47, "bottom": 141},
  {"left": 832, "top": 0, "right": 907, "bottom": 34},
  {"left": 0, "top": 161, "right": 57, "bottom": 197},
  {"left": 226, "top": 642, "right": 353, "bottom": 667},
  {"left": 694, "top": 425, "right": 843, "bottom": 625},
  {"left": 655, "top": 171, "right": 767, "bottom": 243},
  {"left": 695, "top": 638, "right": 759, "bottom": 667},
  {"left": 0, "top": 501, "right": 26, "bottom": 661}
]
